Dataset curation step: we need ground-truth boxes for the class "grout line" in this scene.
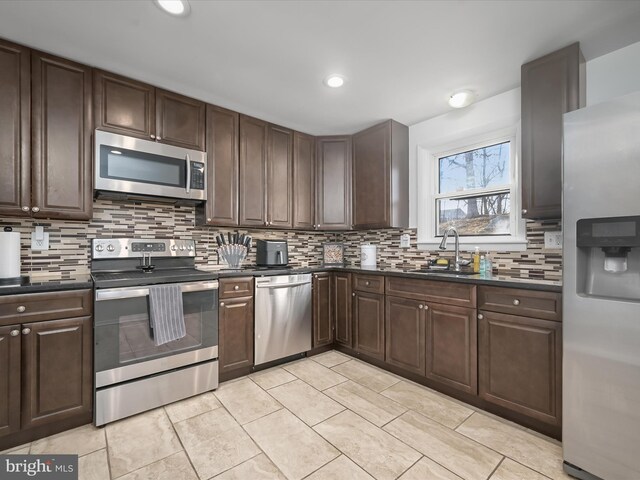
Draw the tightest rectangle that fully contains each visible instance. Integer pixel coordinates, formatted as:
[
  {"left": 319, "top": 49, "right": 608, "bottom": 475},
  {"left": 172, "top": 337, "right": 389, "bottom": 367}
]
[{"left": 487, "top": 456, "right": 506, "bottom": 479}]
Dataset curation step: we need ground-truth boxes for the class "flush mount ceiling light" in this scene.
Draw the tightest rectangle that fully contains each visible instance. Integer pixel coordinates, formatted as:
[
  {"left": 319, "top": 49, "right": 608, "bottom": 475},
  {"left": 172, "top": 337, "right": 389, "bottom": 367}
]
[
  {"left": 153, "top": 0, "right": 191, "bottom": 17},
  {"left": 448, "top": 90, "right": 475, "bottom": 108},
  {"left": 324, "top": 74, "right": 346, "bottom": 88}
]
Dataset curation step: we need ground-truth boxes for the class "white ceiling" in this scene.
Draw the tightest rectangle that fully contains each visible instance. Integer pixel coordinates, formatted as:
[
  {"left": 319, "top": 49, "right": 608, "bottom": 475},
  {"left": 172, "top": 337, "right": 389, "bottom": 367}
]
[{"left": 1, "top": 0, "right": 639, "bottom": 135}]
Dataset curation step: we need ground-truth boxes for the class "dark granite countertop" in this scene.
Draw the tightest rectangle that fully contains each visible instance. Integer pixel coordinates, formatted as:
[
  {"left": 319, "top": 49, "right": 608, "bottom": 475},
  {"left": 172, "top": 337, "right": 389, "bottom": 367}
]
[
  {"left": 207, "top": 265, "right": 562, "bottom": 292},
  {"left": 0, "top": 274, "right": 94, "bottom": 296}
]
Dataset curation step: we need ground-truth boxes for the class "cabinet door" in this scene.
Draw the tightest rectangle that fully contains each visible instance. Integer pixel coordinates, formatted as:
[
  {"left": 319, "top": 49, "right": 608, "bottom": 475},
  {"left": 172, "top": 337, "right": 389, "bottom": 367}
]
[
  {"left": 0, "top": 40, "right": 30, "bottom": 217},
  {"left": 199, "top": 105, "right": 239, "bottom": 226},
  {"left": 316, "top": 136, "right": 351, "bottom": 230},
  {"left": 21, "top": 316, "right": 92, "bottom": 430},
  {"left": 385, "top": 296, "right": 425, "bottom": 375},
  {"left": 479, "top": 310, "right": 562, "bottom": 425},
  {"left": 155, "top": 88, "right": 206, "bottom": 151},
  {"left": 521, "top": 43, "right": 583, "bottom": 219},
  {"left": 333, "top": 273, "right": 352, "bottom": 347},
  {"left": 31, "top": 52, "right": 92, "bottom": 221},
  {"left": 266, "top": 124, "right": 293, "bottom": 228},
  {"left": 0, "top": 325, "right": 21, "bottom": 438},
  {"left": 425, "top": 304, "right": 477, "bottom": 394},
  {"left": 219, "top": 296, "right": 254, "bottom": 374},
  {"left": 353, "top": 292, "right": 385, "bottom": 360},
  {"left": 93, "top": 69, "right": 155, "bottom": 141},
  {"left": 239, "top": 115, "right": 268, "bottom": 227},
  {"left": 353, "top": 121, "right": 390, "bottom": 229},
  {"left": 313, "top": 273, "right": 333, "bottom": 347},
  {"left": 293, "top": 131, "right": 315, "bottom": 230}
]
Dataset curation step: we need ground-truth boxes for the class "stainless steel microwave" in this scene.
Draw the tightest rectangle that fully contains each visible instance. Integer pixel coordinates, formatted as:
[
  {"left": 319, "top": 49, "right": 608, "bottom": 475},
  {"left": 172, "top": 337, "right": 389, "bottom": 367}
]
[{"left": 94, "top": 130, "right": 207, "bottom": 203}]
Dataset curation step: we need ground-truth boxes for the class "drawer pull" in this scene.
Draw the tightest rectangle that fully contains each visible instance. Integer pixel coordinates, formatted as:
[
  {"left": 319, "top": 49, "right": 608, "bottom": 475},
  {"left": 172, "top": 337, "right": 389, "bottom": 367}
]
[
  {"left": 234, "top": 285, "right": 239, "bottom": 291},
  {"left": 365, "top": 281, "right": 370, "bottom": 286},
  {"left": 22, "top": 327, "right": 31, "bottom": 335},
  {"left": 220, "top": 302, "right": 225, "bottom": 307},
  {"left": 513, "top": 299, "right": 520, "bottom": 306},
  {"left": 16, "top": 305, "right": 26, "bottom": 313},
  {"left": 478, "top": 314, "right": 484, "bottom": 320},
  {"left": 10, "top": 330, "right": 20, "bottom": 337},
  {"left": 352, "top": 293, "right": 356, "bottom": 297}
]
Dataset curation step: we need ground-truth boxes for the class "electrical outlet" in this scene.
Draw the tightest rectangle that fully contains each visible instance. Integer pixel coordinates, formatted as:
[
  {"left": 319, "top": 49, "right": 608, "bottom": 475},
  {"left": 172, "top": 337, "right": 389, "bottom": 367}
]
[
  {"left": 400, "top": 234, "right": 410, "bottom": 248},
  {"left": 544, "top": 231, "right": 562, "bottom": 249},
  {"left": 31, "top": 225, "right": 50, "bottom": 251}
]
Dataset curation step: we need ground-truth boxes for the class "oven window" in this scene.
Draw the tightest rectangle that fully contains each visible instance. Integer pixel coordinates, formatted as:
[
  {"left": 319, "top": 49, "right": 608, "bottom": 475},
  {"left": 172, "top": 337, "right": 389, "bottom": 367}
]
[
  {"left": 100, "top": 145, "right": 186, "bottom": 188},
  {"left": 94, "top": 289, "right": 218, "bottom": 373}
]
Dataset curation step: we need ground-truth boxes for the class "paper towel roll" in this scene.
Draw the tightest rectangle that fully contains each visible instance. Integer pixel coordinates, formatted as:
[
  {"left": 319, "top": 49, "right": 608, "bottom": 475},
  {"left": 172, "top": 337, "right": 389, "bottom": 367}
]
[{"left": 0, "top": 231, "right": 21, "bottom": 279}]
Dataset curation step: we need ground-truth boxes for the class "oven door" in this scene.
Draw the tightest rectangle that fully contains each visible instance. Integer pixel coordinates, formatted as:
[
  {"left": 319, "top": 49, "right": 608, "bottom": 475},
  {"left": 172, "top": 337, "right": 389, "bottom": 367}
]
[
  {"left": 94, "top": 130, "right": 206, "bottom": 201},
  {"left": 94, "top": 281, "right": 218, "bottom": 388}
]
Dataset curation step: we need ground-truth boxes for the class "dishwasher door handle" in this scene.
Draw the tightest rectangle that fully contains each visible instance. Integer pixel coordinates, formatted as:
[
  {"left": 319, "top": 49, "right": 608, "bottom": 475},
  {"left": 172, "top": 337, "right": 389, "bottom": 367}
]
[{"left": 255, "top": 281, "right": 311, "bottom": 289}]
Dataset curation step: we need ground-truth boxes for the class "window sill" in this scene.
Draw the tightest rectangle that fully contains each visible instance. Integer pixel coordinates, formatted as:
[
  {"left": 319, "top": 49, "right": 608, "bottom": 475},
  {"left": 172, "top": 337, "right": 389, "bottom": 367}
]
[{"left": 417, "top": 237, "right": 528, "bottom": 253}]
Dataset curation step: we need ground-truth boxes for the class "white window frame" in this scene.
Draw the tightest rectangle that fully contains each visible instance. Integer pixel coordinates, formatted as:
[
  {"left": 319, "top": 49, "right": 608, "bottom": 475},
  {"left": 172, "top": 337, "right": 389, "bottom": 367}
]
[{"left": 417, "top": 125, "right": 527, "bottom": 251}]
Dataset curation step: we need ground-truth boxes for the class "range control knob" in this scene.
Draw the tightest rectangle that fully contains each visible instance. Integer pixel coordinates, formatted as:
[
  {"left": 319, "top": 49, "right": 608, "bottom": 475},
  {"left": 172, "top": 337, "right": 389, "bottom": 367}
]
[
  {"left": 106, "top": 244, "right": 115, "bottom": 252},
  {"left": 95, "top": 244, "right": 104, "bottom": 252},
  {"left": 171, "top": 245, "right": 178, "bottom": 251}
]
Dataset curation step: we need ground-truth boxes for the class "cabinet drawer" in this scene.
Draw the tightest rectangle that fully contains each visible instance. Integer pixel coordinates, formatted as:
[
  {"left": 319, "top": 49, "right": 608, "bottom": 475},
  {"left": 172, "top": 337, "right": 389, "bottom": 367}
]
[
  {"left": 0, "top": 289, "right": 92, "bottom": 327},
  {"left": 478, "top": 286, "right": 561, "bottom": 321},
  {"left": 219, "top": 277, "right": 254, "bottom": 299},
  {"left": 385, "top": 276, "right": 476, "bottom": 308},
  {"left": 353, "top": 274, "right": 384, "bottom": 294}
]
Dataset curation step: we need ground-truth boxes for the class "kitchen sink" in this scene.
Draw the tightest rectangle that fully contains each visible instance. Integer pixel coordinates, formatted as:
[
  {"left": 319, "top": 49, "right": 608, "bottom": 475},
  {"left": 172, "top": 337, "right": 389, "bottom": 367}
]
[{"left": 410, "top": 269, "right": 478, "bottom": 276}]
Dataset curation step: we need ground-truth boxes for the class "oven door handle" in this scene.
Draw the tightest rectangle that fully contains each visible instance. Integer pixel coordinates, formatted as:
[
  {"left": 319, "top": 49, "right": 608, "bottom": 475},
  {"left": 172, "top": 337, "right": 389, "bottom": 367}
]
[
  {"left": 95, "top": 280, "right": 219, "bottom": 301},
  {"left": 255, "top": 281, "right": 311, "bottom": 289}
]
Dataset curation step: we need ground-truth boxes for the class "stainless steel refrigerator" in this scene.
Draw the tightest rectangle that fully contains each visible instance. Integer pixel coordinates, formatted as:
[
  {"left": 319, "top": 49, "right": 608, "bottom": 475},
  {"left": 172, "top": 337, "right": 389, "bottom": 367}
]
[{"left": 563, "top": 91, "right": 640, "bottom": 479}]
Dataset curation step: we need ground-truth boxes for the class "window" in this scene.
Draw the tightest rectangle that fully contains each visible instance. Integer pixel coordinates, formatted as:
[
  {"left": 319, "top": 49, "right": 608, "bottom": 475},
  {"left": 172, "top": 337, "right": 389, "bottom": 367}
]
[
  {"left": 437, "top": 141, "right": 511, "bottom": 236},
  {"left": 417, "top": 128, "right": 526, "bottom": 251}
]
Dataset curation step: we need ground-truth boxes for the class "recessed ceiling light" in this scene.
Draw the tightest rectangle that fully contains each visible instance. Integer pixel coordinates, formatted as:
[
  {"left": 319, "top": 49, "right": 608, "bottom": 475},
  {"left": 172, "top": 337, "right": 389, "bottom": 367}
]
[
  {"left": 324, "top": 75, "right": 345, "bottom": 88},
  {"left": 448, "top": 90, "right": 475, "bottom": 108},
  {"left": 153, "top": 0, "right": 190, "bottom": 17}
]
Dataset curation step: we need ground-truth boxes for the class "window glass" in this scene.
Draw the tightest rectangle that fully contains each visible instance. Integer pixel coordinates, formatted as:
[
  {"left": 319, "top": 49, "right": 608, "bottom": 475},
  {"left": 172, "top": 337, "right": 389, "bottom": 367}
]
[{"left": 439, "top": 141, "right": 510, "bottom": 194}]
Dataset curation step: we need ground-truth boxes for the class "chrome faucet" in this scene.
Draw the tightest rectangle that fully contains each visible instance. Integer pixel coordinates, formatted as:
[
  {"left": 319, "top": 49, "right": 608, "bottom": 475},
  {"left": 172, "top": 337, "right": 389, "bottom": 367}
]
[{"left": 438, "top": 227, "right": 469, "bottom": 271}]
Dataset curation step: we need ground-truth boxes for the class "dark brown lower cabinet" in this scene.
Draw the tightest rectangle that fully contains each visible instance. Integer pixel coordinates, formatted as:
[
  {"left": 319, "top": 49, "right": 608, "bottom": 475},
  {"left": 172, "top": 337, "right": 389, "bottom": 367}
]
[
  {"left": 219, "top": 296, "right": 254, "bottom": 375},
  {"left": 425, "top": 304, "right": 477, "bottom": 395},
  {"left": 313, "top": 273, "right": 333, "bottom": 347},
  {"left": 333, "top": 273, "right": 352, "bottom": 347},
  {"left": 353, "top": 291, "right": 385, "bottom": 360},
  {"left": 0, "top": 325, "right": 21, "bottom": 438},
  {"left": 385, "top": 296, "right": 425, "bottom": 375},
  {"left": 21, "top": 317, "right": 92, "bottom": 429},
  {"left": 478, "top": 310, "right": 562, "bottom": 426}
]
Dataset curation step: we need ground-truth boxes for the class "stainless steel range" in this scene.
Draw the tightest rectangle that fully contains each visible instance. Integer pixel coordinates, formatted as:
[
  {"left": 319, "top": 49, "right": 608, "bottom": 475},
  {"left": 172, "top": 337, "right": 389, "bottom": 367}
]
[{"left": 91, "top": 238, "right": 218, "bottom": 426}]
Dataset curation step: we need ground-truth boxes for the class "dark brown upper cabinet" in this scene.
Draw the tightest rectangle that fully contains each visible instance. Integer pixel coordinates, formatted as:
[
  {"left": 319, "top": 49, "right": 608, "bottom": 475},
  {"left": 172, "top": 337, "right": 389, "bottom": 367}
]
[
  {"left": 94, "top": 70, "right": 205, "bottom": 151},
  {"left": 239, "top": 114, "right": 268, "bottom": 227},
  {"left": 293, "top": 131, "right": 315, "bottom": 230},
  {"left": 352, "top": 120, "right": 409, "bottom": 229},
  {"left": 266, "top": 124, "right": 293, "bottom": 228},
  {"left": 0, "top": 39, "right": 30, "bottom": 218},
  {"left": 316, "top": 136, "right": 352, "bottom": 230},
  {"left": 521, "top": 42, "right": 585, "bottom": 220},
  {"left": 31, "top": 51, "right": 93, "bottom": 221},
  {"left": 197, "top": 105, "right": 239, "bottom": 226}
]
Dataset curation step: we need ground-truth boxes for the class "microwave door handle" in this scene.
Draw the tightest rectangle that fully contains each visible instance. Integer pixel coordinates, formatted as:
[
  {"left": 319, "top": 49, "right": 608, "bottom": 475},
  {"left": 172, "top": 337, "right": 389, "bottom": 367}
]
[{"left": 185, "top": 154, "right": 191, "bottom": 194}]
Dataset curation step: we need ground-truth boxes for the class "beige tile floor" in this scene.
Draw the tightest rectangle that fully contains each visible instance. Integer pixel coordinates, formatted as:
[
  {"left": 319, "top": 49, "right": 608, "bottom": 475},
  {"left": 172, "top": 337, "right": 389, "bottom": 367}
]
[{"left": 1, "top": 351, "right": 570, "bottom": 480}]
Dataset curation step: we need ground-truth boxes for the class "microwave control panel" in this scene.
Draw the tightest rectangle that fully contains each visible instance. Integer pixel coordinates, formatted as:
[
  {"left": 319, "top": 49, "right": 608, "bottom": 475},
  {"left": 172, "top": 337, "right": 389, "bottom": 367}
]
[{"left": 190, "top": 162, "right": 205, "bottom": 190}]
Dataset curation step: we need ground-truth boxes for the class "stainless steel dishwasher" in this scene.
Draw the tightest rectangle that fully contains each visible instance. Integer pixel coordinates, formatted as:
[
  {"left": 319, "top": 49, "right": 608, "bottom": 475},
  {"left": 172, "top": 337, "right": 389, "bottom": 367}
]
[{"left": 254, "top": 273, "right": 312, "bottom": 365}]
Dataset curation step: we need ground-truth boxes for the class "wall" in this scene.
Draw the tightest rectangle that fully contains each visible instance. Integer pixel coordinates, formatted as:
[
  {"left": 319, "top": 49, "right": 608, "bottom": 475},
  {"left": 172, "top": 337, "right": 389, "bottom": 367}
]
[
  {"left": 1, "top": 200, "right": 333, "bottom": 279},
  {"left": 587, "top": 41, "right": 640, "bottom": 106}
]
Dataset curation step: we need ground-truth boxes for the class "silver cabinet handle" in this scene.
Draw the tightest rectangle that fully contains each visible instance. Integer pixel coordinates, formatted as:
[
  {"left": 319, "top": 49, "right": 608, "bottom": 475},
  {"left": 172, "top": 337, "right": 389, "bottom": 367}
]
[
  {"left": 233, "top": 285, "right": 239, "bottom": 290},
  {"left": 16, "top": 305, "right": 26, "bottom": 313},
  {"left": 207, "top": 218, "right": 212, "bottom": 222},
  {"left": 365, "top": 281, "right": 370, "bottom": 286},
  {"left": 156, "top": 136, "right": 162, "bottom": 141},
  {"left": 21, "top": 206, "right": 29, "bottom": 212},
  {"left": 513, "top": 299, "right": 520, "bottom": 306},
  {"left": 22, "top": 327, "right": 31, "bottom": 335},
  {"left": 10, "top": 330, "right": 20, "bottom": 337},
  {"left": 418, "top": 304, "right": 424, "bottom": 309},
  {"left": 220, "top": 302, "right": 225, "bottom": 307},
  {"left": 185, "top": 153, "right": 191, "bottom": 194},
  {"left": 31, "top": 206, "right": 40, "bottom": 213},
  {"left": 522, "top": 209, "right": 527, "bottom": 215},
  {"left": 478, "top": 314, "right": 484, "bottom": 320},
  {"left": 150, "top": 134, "right": 156, "bottom": 139},
  {"left": 352, "top": 293, "right": 356, "bottom": 297}
]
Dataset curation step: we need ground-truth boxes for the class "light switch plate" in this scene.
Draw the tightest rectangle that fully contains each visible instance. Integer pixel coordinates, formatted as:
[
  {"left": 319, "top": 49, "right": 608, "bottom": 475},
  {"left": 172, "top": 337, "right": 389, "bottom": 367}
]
[
  {"left": 544, "top": 231, "right": 562, "bottom": 249},
  {"left": 31, "top": 231, "right": 50, "bottom": 251},
  {"left": 400, "top": 234, "right": 410, "bottom": 248}
]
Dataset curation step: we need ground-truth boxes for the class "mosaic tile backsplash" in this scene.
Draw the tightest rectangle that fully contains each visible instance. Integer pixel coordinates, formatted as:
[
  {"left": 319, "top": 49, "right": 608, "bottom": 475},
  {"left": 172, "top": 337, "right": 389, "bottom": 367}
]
[{"left": 0, "top": 199, "right": 561, "bottom": 281}]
